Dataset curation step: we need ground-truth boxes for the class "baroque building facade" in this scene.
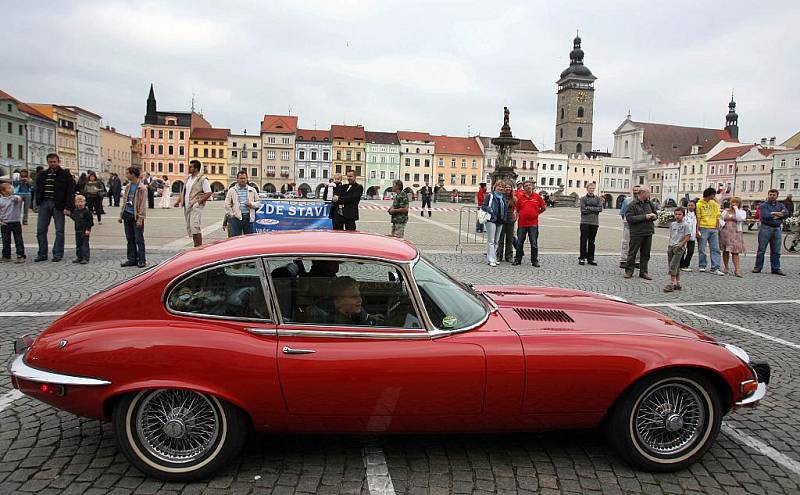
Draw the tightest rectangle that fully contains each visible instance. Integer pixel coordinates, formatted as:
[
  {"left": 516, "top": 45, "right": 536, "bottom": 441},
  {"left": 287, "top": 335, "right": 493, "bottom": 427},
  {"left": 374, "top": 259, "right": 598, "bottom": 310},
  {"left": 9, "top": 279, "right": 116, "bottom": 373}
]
[
  {"left": 66, "top": 106, "right": 101, "bottom": 174},
  {"left": 228, "top": 133, "right": 262, "bottom": 187},
  {"left": 295, "top": 128, "right": 332, "bottom": 197},
  {"left": 0, "top": 90, "right": 30, "bottom": 172},
  {"left": 260, "top": 115, "right": 298, "bottom": 193},
  {"left": 364, "top": 131, "right": 400, "bottom": 197}
]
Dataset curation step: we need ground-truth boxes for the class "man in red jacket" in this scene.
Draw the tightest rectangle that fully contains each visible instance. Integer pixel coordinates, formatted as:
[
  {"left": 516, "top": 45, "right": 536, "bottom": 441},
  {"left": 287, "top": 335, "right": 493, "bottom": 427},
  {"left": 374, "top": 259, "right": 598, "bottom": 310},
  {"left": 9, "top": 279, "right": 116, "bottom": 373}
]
[
  {"left": 512, "top": 180, "right": 546, "bottom": 267},
  {"left": 475, "top": 182, "right": 487, "bottom": 233}
]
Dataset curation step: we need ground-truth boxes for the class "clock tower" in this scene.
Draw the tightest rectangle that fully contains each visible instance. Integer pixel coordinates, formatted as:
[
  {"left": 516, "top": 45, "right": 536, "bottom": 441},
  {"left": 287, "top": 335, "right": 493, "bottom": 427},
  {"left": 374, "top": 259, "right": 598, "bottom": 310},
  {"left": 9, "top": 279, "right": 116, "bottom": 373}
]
[{"left": 555, "top": 34, "right": 596, "bottom": 155}]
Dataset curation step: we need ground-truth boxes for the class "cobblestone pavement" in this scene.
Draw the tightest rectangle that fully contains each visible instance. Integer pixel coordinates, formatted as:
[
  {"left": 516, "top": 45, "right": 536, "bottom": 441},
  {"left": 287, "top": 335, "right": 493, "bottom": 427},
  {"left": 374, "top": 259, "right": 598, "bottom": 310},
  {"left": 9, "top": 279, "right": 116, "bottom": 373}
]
[{"left": 1, "top": 245, "right": 800, "bottom": 494}]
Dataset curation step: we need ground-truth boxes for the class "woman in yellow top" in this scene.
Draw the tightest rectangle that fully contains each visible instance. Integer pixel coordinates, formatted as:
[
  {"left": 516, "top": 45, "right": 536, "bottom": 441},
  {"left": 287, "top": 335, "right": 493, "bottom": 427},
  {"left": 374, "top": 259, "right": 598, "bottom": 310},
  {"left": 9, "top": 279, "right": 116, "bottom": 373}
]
[{"left": 695, "top": 187, "right": 724, "bottom": 275}]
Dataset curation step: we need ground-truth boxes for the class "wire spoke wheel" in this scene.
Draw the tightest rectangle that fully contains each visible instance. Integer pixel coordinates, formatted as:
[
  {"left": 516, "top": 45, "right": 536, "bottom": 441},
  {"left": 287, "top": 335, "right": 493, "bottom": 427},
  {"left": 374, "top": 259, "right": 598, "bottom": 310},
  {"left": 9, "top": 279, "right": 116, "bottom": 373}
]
[
  {"left": 633, "top": 382, "right": 705, "bottom": 456},
  {"left": 135, "top": 390, "right": 220, "bottom": 464}
]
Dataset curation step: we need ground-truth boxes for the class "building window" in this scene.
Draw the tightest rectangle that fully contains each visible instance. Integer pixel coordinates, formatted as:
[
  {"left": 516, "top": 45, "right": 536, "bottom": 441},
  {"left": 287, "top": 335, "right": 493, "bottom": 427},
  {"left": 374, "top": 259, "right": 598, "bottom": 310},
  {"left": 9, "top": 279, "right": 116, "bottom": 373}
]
[
  {"left": 450, "top": 174, "right": 456, "bottom": 185},
  {"left": 298, "top": 168, "right": 305, "bottom": 178},
  {"left": 559, "top": 128, "right": 563, "bottom": 139},
  {"left": 241, "top": 150, "right": 248, "bottom": 158},
  {"left": 281, "top": 151, "right": 289, "bottom": 160},
  {"left": 577, "top": 106, "right": 584, "bottom": 118},
  {"left": 310, "top": 150, "right": 317, "bottom": 160},
  {"left": 168, "top": 145, "right": 173, "bottom": 155},
  {"left": 424, "top": 159, "right": 430, "bottom": 167},
  {"left": 356, "top": 152, "right": 361, "bottom": 161},
  {"left": 298, "top": 150, "right": 305, "bottom": 160},
  {"left": 560, "top": 108, "right": 564, "bottom": 119},
  {"left": 438, "top": 158, "right": 443, "bottom": 167},
  {"left": 346, "top": 150, "right": 352, "bottom": 161},
  {"left": 576, "top": 127, "right": 583, "bottom": 138},
  {"left": 232, "top": 150, "right": 238, "bottom": 158},
  {"left": 267, "top": 151, "right": 276, "bottom": 160}
]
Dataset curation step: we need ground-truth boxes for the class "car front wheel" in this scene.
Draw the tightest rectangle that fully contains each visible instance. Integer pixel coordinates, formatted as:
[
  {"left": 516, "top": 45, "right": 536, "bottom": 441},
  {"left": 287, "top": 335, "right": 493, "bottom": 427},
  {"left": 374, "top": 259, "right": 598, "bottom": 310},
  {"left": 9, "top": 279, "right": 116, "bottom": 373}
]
[
  {"left": 113, "top": 389, "right": 247, "bottom": 481},
  {"left": 608, "top": 371, "right": 722, "bottom": 471}
]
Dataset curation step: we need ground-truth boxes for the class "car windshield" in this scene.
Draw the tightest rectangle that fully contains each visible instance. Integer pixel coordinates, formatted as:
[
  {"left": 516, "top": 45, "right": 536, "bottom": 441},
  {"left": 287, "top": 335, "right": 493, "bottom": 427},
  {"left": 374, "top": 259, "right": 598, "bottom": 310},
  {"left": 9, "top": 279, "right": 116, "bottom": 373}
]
[{"left": 412, "top": 257, "right": 487, "bottom": 331}]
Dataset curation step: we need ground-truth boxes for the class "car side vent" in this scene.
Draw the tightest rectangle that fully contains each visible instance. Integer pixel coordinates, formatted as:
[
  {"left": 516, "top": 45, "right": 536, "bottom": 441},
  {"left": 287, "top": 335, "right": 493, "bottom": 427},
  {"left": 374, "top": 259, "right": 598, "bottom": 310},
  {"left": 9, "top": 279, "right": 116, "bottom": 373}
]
[
  {"left": 513, "top": 307, "right": 574, "bottom": 323},
  {"left": 486, "top": 290, "right": 529, "bottom": 296}
]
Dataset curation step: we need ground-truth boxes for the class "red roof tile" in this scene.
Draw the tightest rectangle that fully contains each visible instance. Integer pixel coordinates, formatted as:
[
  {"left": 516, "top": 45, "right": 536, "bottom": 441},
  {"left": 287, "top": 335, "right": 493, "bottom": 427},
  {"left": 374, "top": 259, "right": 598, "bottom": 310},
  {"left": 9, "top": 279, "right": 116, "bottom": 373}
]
[
  {"left": 190, "top": 127, "right": 230, "bottom": 140},
  {"left": 330, "top": 124, "right": 365, "bottom": 141},
  {"left": 296, "top": 128, "right": 331, "bottom": 142},
  {"left": 0, "top": 90, "right": 54, "bottom": 121},
  {"left": 630, "top": 121, "right": 737, "bottom": 164},
  {"left": 707, "top": 144, "right": 755, "bottom": 162},
  {"left": 261, "top": 115, "right": 298, "bottom": 134},
  {"left": 433, "top": 135, "right": 482, "bottom": 156},
  {"left": 365, "top": 131, "right": 399, "bottom": 145},
  {"left": 397, "top": 131, "right": 433, "bottom": 142},
  {"left": 758, "top": 148, "right": 777, "bottom": 157}
]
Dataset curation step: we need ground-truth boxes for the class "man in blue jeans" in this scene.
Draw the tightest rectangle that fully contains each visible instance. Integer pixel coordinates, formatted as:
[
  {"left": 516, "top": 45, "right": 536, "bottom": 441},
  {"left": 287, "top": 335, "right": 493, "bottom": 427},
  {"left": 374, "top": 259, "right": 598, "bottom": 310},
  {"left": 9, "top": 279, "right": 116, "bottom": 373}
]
[
  {"left": 34, "top": 154, "right": 75, "bottom": 262},
  {"left": 753, "top": 189, "right": 789, "bottom": 276}
]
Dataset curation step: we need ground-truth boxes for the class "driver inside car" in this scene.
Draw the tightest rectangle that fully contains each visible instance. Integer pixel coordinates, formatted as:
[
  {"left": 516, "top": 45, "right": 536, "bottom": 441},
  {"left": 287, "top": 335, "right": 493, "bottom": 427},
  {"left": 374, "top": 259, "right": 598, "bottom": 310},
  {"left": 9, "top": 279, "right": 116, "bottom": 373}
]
[{"left": 329, "top": 276, "right": 385, "bottom": 326}]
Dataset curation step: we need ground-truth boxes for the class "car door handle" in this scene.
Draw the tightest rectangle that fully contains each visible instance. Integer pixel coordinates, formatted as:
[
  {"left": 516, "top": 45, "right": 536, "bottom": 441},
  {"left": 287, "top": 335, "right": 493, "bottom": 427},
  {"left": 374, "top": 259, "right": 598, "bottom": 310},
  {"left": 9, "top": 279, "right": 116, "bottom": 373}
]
[{"left": 282, "top": 346, "right": 316, "bottom": 355}]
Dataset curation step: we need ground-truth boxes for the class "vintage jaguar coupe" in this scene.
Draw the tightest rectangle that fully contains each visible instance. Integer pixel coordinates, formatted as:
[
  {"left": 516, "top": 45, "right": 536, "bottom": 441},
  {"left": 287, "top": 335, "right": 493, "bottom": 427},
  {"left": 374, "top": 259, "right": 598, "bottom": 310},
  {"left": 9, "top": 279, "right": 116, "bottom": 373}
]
[{"left": 9, "top": 231, "right": 769, "bottom": 480}]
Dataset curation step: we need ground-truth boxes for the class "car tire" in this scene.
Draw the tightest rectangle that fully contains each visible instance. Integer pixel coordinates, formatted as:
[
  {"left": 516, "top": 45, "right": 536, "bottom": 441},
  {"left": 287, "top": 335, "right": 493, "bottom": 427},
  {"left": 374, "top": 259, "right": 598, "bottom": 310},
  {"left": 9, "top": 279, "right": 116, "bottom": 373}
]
[
  {"left": 607, "top": 371, "right": 722, "bottom": 472},
  {"left": 113, "top": 389, "right": 248, "bottom": 481}
]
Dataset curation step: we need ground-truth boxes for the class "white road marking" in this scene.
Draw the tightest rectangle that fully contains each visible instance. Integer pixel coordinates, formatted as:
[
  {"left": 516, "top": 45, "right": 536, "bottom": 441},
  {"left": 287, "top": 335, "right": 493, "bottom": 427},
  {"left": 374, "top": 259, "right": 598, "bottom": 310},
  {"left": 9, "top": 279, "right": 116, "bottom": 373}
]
[
  {"left": 164, "top": 220, "right": 224, "bottom": 249},
  {"left": 0, "top": 390, "right": 24, "bottom": 413},
  {"left": 723, "top": 422, "right": 800, "bottom": 477},
  {"left": 643, "top": 299, "right": 800, "bottom": 308},
  {"left": 361, "top": 437, "right": 396, "bottom": 495},
  {"left": 666, "top": 304, "right": 800, "bottom": 351},
  {"left": 0, "top": 311, "right": 65, "bottom": 317}
]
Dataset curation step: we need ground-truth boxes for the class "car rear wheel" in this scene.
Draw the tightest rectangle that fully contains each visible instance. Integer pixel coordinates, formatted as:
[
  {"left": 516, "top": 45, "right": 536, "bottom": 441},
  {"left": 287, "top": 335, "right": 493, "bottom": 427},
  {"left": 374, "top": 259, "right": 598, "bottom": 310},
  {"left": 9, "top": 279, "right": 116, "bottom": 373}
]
[
  {"left": 113, "top": 389, "right": 247, "bottom": 481},
  {"left": 608, "top": 371, "right": 722, "bottom": 471}
]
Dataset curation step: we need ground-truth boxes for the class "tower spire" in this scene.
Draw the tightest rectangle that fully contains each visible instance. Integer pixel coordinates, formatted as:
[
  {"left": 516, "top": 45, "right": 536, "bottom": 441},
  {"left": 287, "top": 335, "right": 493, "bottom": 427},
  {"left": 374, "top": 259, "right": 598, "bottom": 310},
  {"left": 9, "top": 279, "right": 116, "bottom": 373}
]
[
  {"left": 725, "top": 93, "right": 739, "bottom": 140},
  {"left": 144, "top": 83, "right": 157, "bottom": 125}
]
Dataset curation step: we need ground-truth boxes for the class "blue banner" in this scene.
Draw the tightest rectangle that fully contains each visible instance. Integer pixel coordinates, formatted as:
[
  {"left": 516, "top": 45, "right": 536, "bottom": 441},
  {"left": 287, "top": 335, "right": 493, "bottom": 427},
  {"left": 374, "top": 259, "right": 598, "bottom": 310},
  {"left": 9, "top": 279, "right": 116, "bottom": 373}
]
[{"left": 254, "top": 201, "right": 332, "bottom": 231}]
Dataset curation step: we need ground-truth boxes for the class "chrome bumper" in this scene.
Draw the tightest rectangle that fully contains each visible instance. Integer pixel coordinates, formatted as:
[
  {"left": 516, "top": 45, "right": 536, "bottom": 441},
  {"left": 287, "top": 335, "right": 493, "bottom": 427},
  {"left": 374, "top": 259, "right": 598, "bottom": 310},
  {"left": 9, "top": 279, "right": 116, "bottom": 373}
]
[
  {"left": 734, "top": 382, "right": 767, "bottom": 408},
  {"left": 8, "top": 353, "right": 111, "bottom": 387},
  {"left": 734, "top": 361, "right": 770, "bottom": 409}
]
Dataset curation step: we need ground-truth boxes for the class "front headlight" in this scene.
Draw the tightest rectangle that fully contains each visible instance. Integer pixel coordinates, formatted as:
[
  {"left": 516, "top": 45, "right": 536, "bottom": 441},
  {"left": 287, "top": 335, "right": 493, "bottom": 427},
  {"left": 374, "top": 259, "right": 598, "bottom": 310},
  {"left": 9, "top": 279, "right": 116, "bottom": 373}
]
[{"left": 723, "top": 343, "right": 750, "bottom": 364}]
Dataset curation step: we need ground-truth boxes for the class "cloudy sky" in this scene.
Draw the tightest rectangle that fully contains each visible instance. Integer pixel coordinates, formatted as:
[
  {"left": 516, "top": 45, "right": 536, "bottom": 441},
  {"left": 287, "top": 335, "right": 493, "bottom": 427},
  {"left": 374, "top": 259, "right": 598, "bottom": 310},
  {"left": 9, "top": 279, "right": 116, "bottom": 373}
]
[{"left": 4, "top": 0, "right": 799, "bottom": 151}]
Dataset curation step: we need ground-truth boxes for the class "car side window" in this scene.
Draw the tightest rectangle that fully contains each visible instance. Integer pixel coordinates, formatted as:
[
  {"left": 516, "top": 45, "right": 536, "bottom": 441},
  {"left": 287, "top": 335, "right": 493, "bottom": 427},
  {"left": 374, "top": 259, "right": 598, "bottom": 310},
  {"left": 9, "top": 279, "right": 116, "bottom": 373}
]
[
  {"left": 167, "top": 260, "right": 270, "bottom": 321},
  {"left": 266, "top": 257, "right": 422, "bottom": 329}
]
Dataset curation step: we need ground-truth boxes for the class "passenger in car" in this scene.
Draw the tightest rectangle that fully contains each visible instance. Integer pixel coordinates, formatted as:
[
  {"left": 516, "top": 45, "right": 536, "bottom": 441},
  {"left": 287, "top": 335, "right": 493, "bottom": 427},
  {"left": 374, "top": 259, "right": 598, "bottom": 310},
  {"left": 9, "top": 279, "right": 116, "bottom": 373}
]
[
  {"left": 329, "top": 276, "right": 385, "bottom": 326},
  {"left": 296, "top": 260, "right": 340, "bottom": 323}
]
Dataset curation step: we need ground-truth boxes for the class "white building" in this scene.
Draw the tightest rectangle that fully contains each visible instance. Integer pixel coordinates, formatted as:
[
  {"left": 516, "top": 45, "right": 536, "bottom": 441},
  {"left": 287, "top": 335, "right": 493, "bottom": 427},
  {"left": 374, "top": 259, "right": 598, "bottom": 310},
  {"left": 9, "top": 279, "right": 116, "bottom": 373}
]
[
  {"left": 566, "top": 154, "right": 602, "bottom": 197},
  {"left": 601, "top": 156, "right": 633, "bottom": 208},
  {"left": 295, "top": 128, "right": 332, "bottom": 197},
  {"left": 661, "top": 163, "right": 681, "bottom": 206},
  {"left": 228, "top": 133, "right": 262, "bottom": 188},
  {"left": 772, "top": 148, "right": 800, "bottom": 205},
  {"left": 65, "top": 106, "right": 101, "bottom": 175},
  {"left": 23, "top": 106, "right": 56, "bottom": 171},
  {"left": 535, "top": 151, "right": 569, "bottom": 195}
]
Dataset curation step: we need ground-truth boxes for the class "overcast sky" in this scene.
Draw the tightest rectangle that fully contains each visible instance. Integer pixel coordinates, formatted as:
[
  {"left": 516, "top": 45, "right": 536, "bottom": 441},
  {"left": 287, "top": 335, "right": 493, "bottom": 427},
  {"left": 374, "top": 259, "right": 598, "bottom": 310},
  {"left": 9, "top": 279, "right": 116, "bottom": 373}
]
[{"left": 4, "top": 0, "right": 799, "bottom": 151}]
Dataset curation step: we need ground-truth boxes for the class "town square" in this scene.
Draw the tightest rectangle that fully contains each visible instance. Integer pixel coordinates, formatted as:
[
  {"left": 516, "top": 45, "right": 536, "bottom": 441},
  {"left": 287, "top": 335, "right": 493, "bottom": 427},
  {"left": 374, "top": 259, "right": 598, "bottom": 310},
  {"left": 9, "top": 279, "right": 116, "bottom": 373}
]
[{"left": 2, "top": 1, "right": 800, "bottom": 494}]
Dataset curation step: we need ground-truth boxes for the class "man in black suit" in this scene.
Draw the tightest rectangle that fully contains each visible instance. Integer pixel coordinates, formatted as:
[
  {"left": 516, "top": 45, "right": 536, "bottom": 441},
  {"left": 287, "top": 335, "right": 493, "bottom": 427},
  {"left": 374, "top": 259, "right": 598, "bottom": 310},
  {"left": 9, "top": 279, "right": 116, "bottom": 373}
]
[{"left": 331, "top": 170, "right": 363, "bottom": 230}]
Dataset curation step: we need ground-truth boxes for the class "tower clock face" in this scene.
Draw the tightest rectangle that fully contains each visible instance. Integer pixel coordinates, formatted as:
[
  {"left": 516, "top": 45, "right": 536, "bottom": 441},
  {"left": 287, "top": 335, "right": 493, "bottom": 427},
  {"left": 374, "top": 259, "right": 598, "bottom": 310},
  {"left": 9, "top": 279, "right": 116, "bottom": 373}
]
[{"left": 577, "top": 92, "right": 587, "bottom": 103}]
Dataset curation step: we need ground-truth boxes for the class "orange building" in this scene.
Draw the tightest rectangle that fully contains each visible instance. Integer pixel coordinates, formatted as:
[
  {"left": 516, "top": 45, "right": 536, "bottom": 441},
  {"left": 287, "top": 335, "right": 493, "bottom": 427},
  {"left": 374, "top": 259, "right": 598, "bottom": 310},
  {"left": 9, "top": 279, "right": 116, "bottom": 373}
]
[
  {"left": 433, "top": 135, "right": 484, "bottom": 192},
  {"left": 141, "top": 84, "right": 211, "bottom": 191}
]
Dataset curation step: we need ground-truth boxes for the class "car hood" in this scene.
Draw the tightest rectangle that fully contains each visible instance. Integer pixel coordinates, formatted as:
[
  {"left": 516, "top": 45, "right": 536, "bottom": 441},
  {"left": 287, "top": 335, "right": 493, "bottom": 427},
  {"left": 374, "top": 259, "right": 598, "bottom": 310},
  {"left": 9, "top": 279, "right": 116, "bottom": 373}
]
[{"left": 474, "top": 285, "right": 715, "bottom": 342}]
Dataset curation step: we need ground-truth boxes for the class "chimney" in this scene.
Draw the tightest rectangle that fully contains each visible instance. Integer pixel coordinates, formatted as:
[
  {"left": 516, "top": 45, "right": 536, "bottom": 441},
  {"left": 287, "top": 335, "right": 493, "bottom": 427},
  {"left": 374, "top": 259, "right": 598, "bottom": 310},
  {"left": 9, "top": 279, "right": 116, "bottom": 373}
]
[
  {"left": 761, "top": 138, "right": 767, "bottom": 145},
  {"left": 769, "top": 137, "right": 776, "bottom": 146}
]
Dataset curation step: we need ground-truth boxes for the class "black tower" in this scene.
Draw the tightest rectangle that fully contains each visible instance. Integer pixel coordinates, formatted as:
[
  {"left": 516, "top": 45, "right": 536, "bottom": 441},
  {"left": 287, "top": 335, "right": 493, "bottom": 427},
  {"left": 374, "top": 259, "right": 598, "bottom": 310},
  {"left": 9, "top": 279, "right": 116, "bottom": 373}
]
[
  {"left": 725, "top": 95, "right": 739, "bottom": 140},
  {"left": 145, "top": 84, "right": 157, "bottom": 125}
]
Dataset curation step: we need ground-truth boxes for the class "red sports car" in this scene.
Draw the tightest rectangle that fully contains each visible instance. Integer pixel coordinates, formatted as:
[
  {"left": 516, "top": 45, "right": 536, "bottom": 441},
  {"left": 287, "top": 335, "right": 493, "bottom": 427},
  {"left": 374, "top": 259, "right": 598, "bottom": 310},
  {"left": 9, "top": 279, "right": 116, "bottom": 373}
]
[{"left": 9, "top": 232, "right": 769, "bottom": 480}]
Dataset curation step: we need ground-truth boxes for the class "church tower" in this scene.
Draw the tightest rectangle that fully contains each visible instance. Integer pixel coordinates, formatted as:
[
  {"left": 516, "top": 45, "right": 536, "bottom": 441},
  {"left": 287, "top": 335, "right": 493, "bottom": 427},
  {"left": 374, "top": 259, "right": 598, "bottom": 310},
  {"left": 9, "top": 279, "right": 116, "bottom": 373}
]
[
  {"left": 144, "top": 83, "right": 158, "bottom": 125},
  {"left": 555, "top": 34, "right": 596, "bottom": 155},
  {"left": 725, "top": 95, "right": 739, "bottom": 140}
]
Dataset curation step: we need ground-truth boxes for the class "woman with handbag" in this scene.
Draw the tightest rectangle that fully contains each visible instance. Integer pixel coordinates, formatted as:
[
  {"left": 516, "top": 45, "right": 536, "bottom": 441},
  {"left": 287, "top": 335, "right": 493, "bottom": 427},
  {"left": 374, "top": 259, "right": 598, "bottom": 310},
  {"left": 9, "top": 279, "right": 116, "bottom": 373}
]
[
  {"left": 719, "top": 196, "right": 747, "bottom": 277},
  {"left": 480, "top": 180, "right": 508, "bottom": 267},
  {"left": 82, "top": 172, "right": 106, "bottom": 225}
]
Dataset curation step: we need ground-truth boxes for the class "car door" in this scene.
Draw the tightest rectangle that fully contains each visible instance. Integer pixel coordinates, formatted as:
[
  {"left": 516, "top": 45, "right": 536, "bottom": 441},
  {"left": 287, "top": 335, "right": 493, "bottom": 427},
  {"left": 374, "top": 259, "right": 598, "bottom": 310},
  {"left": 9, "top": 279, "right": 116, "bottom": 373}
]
[{"left": 265, "top": 256, "right": 486, "bottom": 418}]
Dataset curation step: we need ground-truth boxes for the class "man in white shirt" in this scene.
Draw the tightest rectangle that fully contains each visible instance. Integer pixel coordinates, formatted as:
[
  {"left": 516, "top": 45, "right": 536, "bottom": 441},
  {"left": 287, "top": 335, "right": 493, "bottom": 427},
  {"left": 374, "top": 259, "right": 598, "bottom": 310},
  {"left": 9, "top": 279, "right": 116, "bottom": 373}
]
[{"left": 174, "top": 160, "right": 213, "bottom": 246}]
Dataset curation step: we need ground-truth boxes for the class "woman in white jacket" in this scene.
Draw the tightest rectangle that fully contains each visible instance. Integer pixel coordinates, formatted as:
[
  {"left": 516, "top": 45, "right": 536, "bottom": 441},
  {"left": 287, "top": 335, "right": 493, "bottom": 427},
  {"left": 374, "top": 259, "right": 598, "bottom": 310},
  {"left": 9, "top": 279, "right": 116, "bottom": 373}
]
[
  {"left": 224, "top": 171, "right": 262, "bottom": 236},
  {"left": 680, "top": 200, "right": 698, "bottom": 271},
  {"left": 719, "top": 196, "right": 747, "bottom": 277}
]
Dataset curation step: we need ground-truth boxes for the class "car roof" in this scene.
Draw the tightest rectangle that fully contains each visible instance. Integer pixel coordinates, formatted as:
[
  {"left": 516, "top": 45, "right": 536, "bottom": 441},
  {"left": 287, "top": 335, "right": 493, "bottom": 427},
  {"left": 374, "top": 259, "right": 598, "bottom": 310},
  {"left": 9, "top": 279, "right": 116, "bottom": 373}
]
[{"left": 171, "top": 231, "right": 419, "bottom": 267}]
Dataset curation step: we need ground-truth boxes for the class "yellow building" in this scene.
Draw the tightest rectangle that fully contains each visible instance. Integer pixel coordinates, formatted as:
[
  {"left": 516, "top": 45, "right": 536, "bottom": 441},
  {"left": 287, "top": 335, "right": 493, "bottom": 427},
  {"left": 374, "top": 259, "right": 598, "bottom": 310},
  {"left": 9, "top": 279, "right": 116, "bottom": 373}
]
[
  {"left": 566, "top": 155, "right": 602, "bottom": 197},
  {"left": 100, "top": 125, "right": 133, "bottom": 177},
  {"left": 30, "top": 104, "right": 78, "bottom": 171},
  {"left": 331, "top": 124, "right": 366, "bottom": 180},
  {"left": 189, "top": 128, "right": 230, "bottom": 191}
]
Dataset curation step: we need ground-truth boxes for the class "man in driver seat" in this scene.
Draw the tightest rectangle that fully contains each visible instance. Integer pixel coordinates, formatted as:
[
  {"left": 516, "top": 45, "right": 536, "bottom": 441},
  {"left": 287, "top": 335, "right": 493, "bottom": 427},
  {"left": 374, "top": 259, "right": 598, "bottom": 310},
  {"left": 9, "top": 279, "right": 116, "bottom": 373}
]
[{"left": 330, "top": 276, "right": 384, "bottom": 326}]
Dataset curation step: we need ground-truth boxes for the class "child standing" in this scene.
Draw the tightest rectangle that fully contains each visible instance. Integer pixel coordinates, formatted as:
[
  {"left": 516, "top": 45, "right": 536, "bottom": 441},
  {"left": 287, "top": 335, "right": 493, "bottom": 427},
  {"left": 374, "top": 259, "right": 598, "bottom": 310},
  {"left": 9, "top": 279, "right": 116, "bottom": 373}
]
[
  {"left": 665, "top": 207, "right": 690, "bottom": 292},
  {"left": 70, "top": 194, "right": 94, "bottom": 264},
  {"left": 0, "top": 182, "right": 26, "bottom": 263},
  {"left": 680, "top": 200, "right": 698, "bottom": 271}
]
